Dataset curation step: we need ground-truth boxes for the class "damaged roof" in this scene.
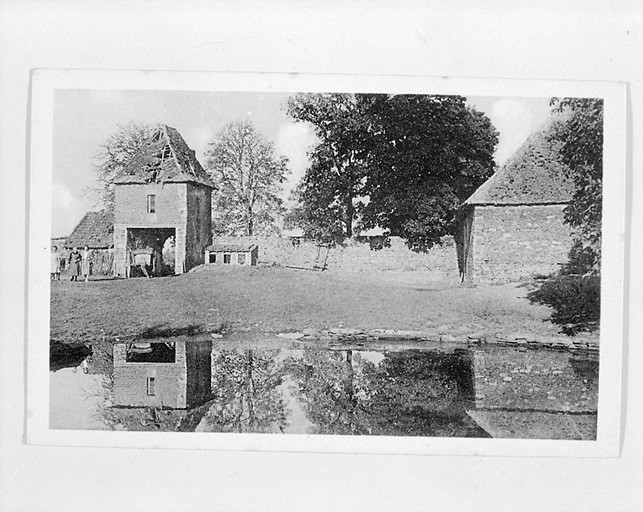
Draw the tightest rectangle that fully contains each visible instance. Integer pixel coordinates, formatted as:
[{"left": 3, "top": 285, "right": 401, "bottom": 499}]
[
  {"left": 465, "top": 113, "right": 575, "bottom": 206},
  {"left": 66, "top": 210, "right": 114, "bottom": 249},
  {"left": 114, "top": 124, "right": 214, "bottom": 188}
]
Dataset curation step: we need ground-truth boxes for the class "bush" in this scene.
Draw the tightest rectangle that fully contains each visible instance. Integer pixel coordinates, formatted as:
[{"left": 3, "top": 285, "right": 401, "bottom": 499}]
[
  {"left": 561, "top": 239, "right": 598, "bottom": 276},
  {"left": 527, "top": 275, "right": 600, "bottom": 335}
]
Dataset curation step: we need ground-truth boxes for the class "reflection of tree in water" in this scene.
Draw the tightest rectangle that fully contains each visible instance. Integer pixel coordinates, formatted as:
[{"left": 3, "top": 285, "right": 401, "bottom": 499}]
[
  {"left": 286, "top": 349, "right": 376, "bottom": 435},
  {"left": 204, "top": 349, "right": 288, "bottom": 433},
  {"left": 288, "top": 348, "right": 486, "bottom": 437},
  {"left": 85, "top": 340, "right": 115, "bottom": 391},
  {"left": 365, "top": 351, "right": 485, "bottom": 437}
]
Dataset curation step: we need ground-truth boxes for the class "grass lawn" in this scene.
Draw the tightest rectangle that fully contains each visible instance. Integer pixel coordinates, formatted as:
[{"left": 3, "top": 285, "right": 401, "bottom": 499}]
[{"left": 50, "top": 265, "right": 562, "bottom": 343}]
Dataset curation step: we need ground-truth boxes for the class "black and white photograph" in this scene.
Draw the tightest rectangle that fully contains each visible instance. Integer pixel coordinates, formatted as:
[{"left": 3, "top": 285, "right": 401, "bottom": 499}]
[
  {"left": 28, "top": 72, "right": 623, "bottom": 453},
  {"left": 2, "top": 3, "right": 641, "bottom": 512}
]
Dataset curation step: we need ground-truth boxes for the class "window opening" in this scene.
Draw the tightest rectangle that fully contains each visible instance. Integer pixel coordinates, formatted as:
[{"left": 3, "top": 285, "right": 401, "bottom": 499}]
[
  {"left": 238, "top": 253, "right": 246, "bottom": 265},
  {"left": 223, "top": 253, "right": 231, "bottom": 264},
  {"left": 147, "top": 194, "right": 156, "bottom": 213},
  {"left": 147, "top": 377, "right": 156, "bottom": 396}
]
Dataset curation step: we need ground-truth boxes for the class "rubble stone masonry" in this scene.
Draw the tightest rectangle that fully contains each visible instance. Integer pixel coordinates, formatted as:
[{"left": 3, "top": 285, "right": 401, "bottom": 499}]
[{"left": 472, "top": 204, "right": 574, "bottom": 283}]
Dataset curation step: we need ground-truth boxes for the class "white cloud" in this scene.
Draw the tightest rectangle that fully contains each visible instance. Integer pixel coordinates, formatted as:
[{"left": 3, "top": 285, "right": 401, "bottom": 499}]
[
  {"left": 275, "top": 121, "right": 318, "bottom": 199},
  {"left": 52, "top": 182, "right": 91, "bottom": 237},
  {"left": 185, "top": 124, "right": 216, "bottom": 157},
  {"left": 489, "top": 98, "right": 533, "bottom": 165}
]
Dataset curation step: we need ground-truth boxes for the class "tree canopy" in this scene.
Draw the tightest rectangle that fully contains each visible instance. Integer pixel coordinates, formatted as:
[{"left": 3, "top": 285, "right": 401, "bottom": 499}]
[
  {"left": 549, "top": 98, "right": 603, "bottom": 270},
  {"left": 92, "top": 122, "right": 154, "bottom": 210},
  {"left": 286, "top": 93, "right": 498, "bottom": 249},
  {"left": 286, "top": 93, "right": 372, "bottom": 239},
  {"left": 204, "top": 121, "right": 289, "bottom": 236}
]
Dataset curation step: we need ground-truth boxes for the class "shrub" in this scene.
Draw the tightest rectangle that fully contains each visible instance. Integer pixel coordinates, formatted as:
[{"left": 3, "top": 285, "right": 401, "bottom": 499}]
[{"left": 527, "top": 275, "right": 600, "bottom": 335}]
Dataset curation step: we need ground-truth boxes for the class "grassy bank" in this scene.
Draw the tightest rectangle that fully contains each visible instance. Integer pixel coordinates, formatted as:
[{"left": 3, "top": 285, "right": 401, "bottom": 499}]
[{"left": 50, "top": 266, "right": 563, "bottom": 343}]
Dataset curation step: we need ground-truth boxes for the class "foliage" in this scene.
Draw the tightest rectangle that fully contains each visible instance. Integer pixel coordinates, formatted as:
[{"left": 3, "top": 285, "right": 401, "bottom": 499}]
[
  {"left": 286, "top": 93, "right": 498, "bottom": 249},
  {"left": 527, "top": 275, "right": 600, "bottom": 335},
  {"left": 561, "top": 239, "right": 598, "bottom": 276},
  {"left": 286, "top": 348, "right": 484, "bottom": 437},
  {"left": 286, "top": 94, "right": 372, "bottom": 241},
  {"left": 92, "top": 122, "right": 154, "bottom": 210},
  {"left": 286, "top": 348, "right": 374, "bottom": 435},
  {"left": 527, "top": 98, "right": 603, "bottom": 335},
  {"left": 361, "top": 94, "right": 498, "bottom": 251},
  {"left": 549, "top": 98, "right": 603, "bottom": 270},
  {"left": 204, "top": 349, "right": 288, "bottom": 433},
  {"left": 204, "top": 121, "right": 289, "bottom": 236}
]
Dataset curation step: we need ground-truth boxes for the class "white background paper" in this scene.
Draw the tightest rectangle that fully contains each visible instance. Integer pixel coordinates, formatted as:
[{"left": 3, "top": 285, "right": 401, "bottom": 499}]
[{"left": 1, "top": 1, "right": 642, "bottom": 511}]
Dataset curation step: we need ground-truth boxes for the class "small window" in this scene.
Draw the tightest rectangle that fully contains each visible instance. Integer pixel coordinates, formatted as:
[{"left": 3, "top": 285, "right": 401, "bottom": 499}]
[
  {"left": 147, "top": 377, "right": 156, "bottom": 396},
  {"left": 147, "top": 194, "right": 156, "bottom": 213},
  {"left": 223, "top": 253, "right": 231, "bottom": 264},
  {"left": 209, "top": 253, "right": 216, "bottom": 264},
  {"left": 238, "top": 253, "right": 246, "bottom": 265}
]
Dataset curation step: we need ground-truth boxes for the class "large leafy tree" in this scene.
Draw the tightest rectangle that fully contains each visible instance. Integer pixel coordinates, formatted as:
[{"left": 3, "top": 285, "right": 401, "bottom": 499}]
[
  {"left": 92, "top": 122, "right": 154, "bottom": 210},
  {"left": 361, "top": 94, "right": 498, "bottom": 251},
  {"left": 549, "top": 98, "right": 603, "bottom": 269},
  {"left": 286, "top": 93, "right": 498, "bottom": 248},
  {"left": 204, "top": 121, "right": 289, "bottom": 236},
  {"left": 286, "top": 93, "right": 372, "bottom": 240}
]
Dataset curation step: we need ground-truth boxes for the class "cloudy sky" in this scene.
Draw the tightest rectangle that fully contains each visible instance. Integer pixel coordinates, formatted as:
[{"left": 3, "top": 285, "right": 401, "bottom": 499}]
[{"left": 52, "top": 90, "right": 552, "bottom": 237}]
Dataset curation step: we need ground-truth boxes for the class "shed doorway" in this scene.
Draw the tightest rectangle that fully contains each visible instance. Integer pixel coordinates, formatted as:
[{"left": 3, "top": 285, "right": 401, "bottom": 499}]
[{"left": 126, "top": 227, "right": 176, "bottom": 277}]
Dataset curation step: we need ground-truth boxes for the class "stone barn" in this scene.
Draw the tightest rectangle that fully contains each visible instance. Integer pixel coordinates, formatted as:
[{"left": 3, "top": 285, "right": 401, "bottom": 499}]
[
  {"left": 113, "top": 125, "right": 214, "bottom": 276},
  {"left": 456, "top": 114, "right": 575, "bottom": 284},
  {"left": 113, "top": 340, "right": 212, "bottom": 409},
  {"left": 65, "top": 210, "right": 115, "bottom": 274}
]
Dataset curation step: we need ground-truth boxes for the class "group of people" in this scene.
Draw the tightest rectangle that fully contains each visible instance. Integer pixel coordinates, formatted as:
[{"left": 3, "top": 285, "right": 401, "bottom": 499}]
[{"left": 51, "top": 245, "right": 93, "bottom": 282}]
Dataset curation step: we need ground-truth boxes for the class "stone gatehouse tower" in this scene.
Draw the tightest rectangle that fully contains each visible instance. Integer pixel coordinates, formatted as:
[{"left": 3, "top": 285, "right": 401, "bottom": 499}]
[
  {"left": 113, "top": 124, "right": 214, "bottom": 276},
  {"left": 113, "top": 340, "right": 212, "bottom": 409},
  {"left": 456, "top": 114, "right": 575, "bottom": 284}
]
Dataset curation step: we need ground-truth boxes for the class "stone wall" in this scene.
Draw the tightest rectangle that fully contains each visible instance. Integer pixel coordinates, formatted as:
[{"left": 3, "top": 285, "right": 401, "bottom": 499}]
[
  {"left": 113, "top": 182, "right": 216, "bottom": 275},
  {"left": 471, "top": 346, "right": 598, "bottom": 413},
  {"left": 185, "top": 184, "right": 213, "bottom": 272},
  {"left": 185, "top": 340, "right": 212, "bottom": 408},
  {"left": 211, "top": 235, "right": 460, "bottom": 277},
  {"left": 472, "top": 204, "right": 573, "bottom": 283}
]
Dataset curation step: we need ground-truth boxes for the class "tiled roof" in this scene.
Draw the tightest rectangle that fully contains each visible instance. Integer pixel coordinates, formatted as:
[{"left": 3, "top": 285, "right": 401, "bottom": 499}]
[
  {"left": 114, "top": 125, "right": 214, "bottom": 188},
  {"left": 465, "top": 113, "right": 574, "bottom": 206},
  {"left": 66, "top": 210, "right": 114, "bottom": 248}
]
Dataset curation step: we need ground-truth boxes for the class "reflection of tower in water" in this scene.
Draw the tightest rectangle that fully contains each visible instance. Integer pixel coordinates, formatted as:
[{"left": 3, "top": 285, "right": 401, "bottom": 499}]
[{"left": 112, "top": 340, "right": 212, "bottom": 409}]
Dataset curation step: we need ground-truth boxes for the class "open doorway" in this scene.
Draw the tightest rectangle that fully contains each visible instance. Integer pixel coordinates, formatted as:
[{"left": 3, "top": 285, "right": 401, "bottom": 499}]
[{"left": 126, "top": 227, "right": 176, "bottom": 277}]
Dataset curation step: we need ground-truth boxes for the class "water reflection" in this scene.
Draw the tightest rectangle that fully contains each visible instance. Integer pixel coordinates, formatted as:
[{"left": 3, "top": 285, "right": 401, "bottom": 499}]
[
  {"left": 201, "top": 349, "right": 288, "bottom": 433},
  {"left": 49, "top": 340, "right": 599, "bottom": 439}
]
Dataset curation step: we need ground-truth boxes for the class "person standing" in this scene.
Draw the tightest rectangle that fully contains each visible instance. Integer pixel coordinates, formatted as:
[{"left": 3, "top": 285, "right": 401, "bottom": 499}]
[
  {"left": 81, "top": 245, "right": 92, "bottom": 282},
  {"left": 50, "top": 245, "right": 62, "bottom": 281},
  {"left": 68, "top": 247, "right": 82, "bottom": 281}
]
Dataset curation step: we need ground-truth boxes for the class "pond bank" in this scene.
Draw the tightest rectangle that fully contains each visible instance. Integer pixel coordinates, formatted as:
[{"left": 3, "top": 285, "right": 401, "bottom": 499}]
[{"left": 50, "top": 266, "right": 596, "bottom": 345}]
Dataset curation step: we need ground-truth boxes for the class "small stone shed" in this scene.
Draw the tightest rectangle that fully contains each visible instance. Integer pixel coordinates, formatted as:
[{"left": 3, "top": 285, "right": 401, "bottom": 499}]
[
  {"left": 112, "top": 124, "right": 215, "bottom": 276},
  {"left": 455, "top": 114, "right": 575, "bottom": 284},
  {"left": 113, "top": 340, "right": 212, "bottom": 409},
  {"left": 205, "top": 243, "right": 258, "bottom": 266}
]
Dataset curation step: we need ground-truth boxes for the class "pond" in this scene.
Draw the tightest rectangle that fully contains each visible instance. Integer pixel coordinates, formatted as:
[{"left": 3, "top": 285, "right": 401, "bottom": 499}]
[{"left": 49, "top": 339, "right": 599, "bottom": 439}]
